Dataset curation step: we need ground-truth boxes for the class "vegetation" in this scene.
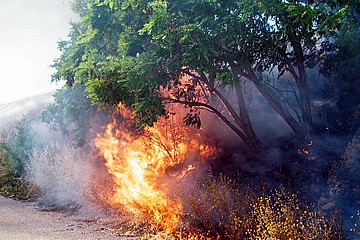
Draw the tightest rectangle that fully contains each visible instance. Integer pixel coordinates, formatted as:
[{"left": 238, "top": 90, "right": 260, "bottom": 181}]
[
  {"left": 320, "top": 1, "right": 360, "bottom": 135},
  {"left": 0, "top": 142, "right": 36, "bottom": 200},
  {"left": 1, "top": 0, "right": 354, "bottom": 238},
  {"left": 178, "top": 174, "right": 343, "bottom": 240},
  {"left": 0, "top": 117, "right": 42, "bottom": 200},
  {"left": 28, "top": 142, "right": 92, "bottom": 209},
  {"left": 40, "top": 0, "right": 360, "bottom": 237},
  {"left": 50, "top": 0, "right": 357, "bottom": 149},
  {"left": 41, "top": 84, "right": 101, "bottom": 147}
]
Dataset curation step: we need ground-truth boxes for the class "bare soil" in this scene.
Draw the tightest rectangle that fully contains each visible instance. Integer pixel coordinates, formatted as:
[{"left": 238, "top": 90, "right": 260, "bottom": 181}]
[{"left": 0, "top": 196, "right": 137, "bottom": 240}]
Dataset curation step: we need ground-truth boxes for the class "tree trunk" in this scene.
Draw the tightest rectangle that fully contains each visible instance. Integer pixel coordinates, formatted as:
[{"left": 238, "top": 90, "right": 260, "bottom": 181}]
[
  {"left": 207, "top": 81, "right": 261, "bottom": 149},
  {"left": 245, "top": 69, "right": 307, "bottom": 142},
  {"left": 180, "top": 70, "right": 261, "bottom": 150},
  {"left": 232, "top": 66, "right": 261, "bottom": 149},
  {"left": 287, "top": 26, "right": 313, "bottom": 137}
]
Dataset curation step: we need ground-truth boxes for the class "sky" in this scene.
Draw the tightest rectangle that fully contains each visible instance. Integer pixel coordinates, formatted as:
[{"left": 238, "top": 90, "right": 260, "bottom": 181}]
[{"left": 0, "top": 0, "right": 77, "bottom": 105}]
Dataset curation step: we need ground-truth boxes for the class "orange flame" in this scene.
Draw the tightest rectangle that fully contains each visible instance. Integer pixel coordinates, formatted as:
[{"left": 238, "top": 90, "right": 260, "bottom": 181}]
[
  {"left": 94, "top": 104, "right": 216, "bottom": 233},
  {"left": 298, "top": 149, "right": 309, "bottom": 155}
]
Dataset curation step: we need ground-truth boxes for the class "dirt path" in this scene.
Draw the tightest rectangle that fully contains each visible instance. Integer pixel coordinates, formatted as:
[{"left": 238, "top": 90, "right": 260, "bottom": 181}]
[{"left": 0, "top": 196, "right": 135, "bottom": 240}]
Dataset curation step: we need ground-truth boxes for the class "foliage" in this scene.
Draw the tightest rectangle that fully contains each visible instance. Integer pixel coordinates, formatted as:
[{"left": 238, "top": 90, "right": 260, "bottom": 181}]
[
  {"left": 41, "top": 84, "right": 107, "bottom": 146},
  {"left": 179, "top": 174, "right": 343, "bottom": 240},
  {"left": 0, "top": 118, "right": 43, "bottom": 200},
  {"left": 5, "top": 117, "right": 36, "bottom": 176},
  {"left": 52, "top": 0, "right": 352, "bottom": 148},
  {"left": 0, "top": 141, "right": 38, "bottom": 200},
  {"left": 135, "top": 0, "right": 348, "bottom": 141},
  {"left": 320, "top": 2, "right": 360, "bottom": 134}
]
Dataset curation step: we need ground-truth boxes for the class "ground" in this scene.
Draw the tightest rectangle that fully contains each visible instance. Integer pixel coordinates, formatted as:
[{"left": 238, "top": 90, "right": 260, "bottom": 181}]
[{"left": 0, "top": 196, "right": 135, "bottom": 240}]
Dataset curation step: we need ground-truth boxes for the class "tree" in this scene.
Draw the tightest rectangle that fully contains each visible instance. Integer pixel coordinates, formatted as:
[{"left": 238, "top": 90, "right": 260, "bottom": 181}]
[
  {"left": 320, "top": 0, "right": 360, "bottom": 134},
  {"left": 42, "top": 84, "right": 111, "bottom": 147},
  {"left": 138, "top": 0, "right": 348, "bottom": 142},
  {"left": 52, "top": 0, "right": 348, "bottom": 149}
]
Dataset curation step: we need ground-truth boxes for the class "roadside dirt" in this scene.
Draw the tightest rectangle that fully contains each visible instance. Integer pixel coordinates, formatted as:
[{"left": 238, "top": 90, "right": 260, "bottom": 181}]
[{"left": 0, "top": 196, "right": 137, "bottom": 240}]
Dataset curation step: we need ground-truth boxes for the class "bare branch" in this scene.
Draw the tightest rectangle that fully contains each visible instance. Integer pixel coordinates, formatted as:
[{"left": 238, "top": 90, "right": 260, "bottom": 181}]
[{"left": 163, "top": 97, "right": 249, "bottom": 142}]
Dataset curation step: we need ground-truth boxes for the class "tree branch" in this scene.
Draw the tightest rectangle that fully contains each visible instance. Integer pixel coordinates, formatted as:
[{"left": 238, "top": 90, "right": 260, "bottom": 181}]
[{"left": 162, "top": 97, "right": 249, "bottom": 144}]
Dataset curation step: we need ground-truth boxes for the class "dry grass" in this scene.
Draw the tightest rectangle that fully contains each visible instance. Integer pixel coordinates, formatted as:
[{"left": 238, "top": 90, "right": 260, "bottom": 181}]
[
  {"left": 349, "top": 210, "right": 360, "bottom": 236},
  {"left": 27, "top": 142, "right": 93, "bottom": 207},
  {"left": 248, "top": 189, "right": 342, "bottom": 240},
  {"left": 178, "top": 173, "right": 248, "bottom": 239},
  {"left": 177, "top": 173, "right": 343, "bottom": 240}
]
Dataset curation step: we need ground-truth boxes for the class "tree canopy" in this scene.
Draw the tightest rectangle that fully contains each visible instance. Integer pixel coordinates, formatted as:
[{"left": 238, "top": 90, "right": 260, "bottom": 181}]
[{"left": 52, "top": 0, "right": 353, "bottom": 148}]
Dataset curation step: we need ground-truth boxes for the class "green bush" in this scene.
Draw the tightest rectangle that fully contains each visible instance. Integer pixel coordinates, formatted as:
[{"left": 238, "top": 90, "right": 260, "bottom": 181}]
[
  {"left": 6, "top": 117, "right": 36, "bottom": 175},
  {"left": 0, "top": 142, "right": 38, "bottom": 200},
  {"left": 0, "top": 118, "right": 40, "bottom": 200}
]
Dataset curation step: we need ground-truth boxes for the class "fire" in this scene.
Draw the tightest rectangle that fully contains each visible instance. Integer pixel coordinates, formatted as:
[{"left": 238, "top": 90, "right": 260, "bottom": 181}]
[
  {"left": 298, "top": 141, "right": 314, "bottom": 155},
  {"left": 94, "top": 104, "right": 217, "bottom": 233}
]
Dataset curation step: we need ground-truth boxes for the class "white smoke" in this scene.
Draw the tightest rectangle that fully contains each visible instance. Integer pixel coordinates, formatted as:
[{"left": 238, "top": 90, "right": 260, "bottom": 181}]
[{"left": 28, "top": 142, "right": 94, "bottom": 207}]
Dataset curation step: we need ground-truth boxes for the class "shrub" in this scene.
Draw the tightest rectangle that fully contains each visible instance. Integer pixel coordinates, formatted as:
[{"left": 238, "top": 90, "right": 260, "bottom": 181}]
[
  {"left": 179, "top": 173, "right": 249, "bottom": 239},
  {"left": 5, "top": 117, "right": 36, "bottom": 176},
  {"left": 0, "top": 141, "right": 38, "bottom": 200}
]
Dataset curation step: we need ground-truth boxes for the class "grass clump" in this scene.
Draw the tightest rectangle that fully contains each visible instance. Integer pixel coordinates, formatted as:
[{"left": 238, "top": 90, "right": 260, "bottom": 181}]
[
  {"left": 179, "top": 173, "right": 248, "bottom": 239},
  {"left": 28, "top": 142, "right": 92, "bottom": 208}
]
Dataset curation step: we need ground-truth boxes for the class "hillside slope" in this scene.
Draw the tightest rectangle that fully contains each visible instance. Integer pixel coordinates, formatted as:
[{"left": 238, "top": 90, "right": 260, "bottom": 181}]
[{"left": 0, "top": 93, "right": 53, "bottom": 134}]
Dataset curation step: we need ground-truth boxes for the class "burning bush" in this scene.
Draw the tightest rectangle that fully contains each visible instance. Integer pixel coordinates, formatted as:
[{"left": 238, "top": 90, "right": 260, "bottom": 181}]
[
  {"left": 94, "top": 104, "right": 218, "bottom": 234},
  {"left": 91, "top": 104, "right": 344, "bottom": 239}
]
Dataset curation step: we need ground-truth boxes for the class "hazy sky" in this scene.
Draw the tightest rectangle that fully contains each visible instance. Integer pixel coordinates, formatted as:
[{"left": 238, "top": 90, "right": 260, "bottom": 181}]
[{"left": 0, "top": 0, "right": 76, "bottom": 104}]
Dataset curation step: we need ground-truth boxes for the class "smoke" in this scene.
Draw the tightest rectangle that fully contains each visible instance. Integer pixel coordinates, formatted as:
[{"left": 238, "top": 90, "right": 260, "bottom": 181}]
[
  {"left": 0, "top": 94, "right": 108, "bottom": 213},
  {"left": 0, "top": 0, "right": 74, "bottom": 105},
  {"left": 28, "top": 142, "right": 93, "bottom": 207},
  {"left": 0, "top": 73, "right": 357, "bottom": 237},
  {"left": 0, "top": 93, "right": 53, "bottom": 136}
]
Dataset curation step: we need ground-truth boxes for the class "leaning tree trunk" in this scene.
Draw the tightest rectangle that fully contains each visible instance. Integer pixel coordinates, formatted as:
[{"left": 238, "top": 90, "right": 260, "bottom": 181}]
[
  {"left": 206, "top": 79, "right": 261, "bottom": 150},
  {"left": 181, "top": 70, "right": 261, "bottom": 150},
  {"left": 287, "top": 26, "right": 313, "bottom": 137},
  {"left": 232, "top": 66, "right": 261, "bottom": 149},
  {"left": 244, "top": 68, "right": 307, "bottom": 142}
]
